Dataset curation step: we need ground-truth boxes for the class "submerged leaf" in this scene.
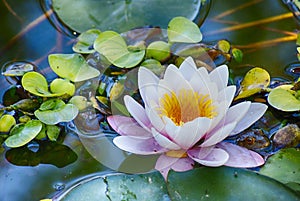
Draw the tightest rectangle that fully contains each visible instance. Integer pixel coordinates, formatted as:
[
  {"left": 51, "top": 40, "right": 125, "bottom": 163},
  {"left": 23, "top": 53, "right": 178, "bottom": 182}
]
[
  {"left": 235, "top": 67, "right": 270, "bottom": 100},
  {"left": 4, "top": 120, "right": 43, "bottom": 148},
  {"left": 167, "top": 16, "right": 202, "bottom": 43},
  {"left": 48, "top": 53, "right": 100, "bottom": 82},
  {"left": 94, "top": 31, "right": 145, "bottom": 68},
  {"left": 268, "top": 86, "right": 300, "bottom": 112},
  {"left": 34, "top": 99, "right": 79, "bottom": 125}
]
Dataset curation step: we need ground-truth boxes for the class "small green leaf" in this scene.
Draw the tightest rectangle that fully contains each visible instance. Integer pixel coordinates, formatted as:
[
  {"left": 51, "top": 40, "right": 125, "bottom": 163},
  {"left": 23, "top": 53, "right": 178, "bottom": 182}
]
[
  {"left": 146, "top": 41, "right": 170, "bottom": 62},
  {"left": 73, "top": 29, "right": 101, "bottom": 54},
  {"left": 48, "top": 53, "right": 100, "bottom": 82},
  {"left": 232, "top": 48, "right": 243, "bottom": 63},
  {"left": 217, "top": 40, "right": 231, "bottom": 53},
  {"left": 4, "top": 120, "right": 43, "bottom": 148},
  {"left": 0, "top": 114, "right": 16, "bottom": 133},
  {"left": 50, "top": 78, "right": 75, "bottom": 96},
  {"left": 167, "top": 16, "right": 202, "bottom": 43},
  {"left": 235, "top": 67, "right": 270, "bottom": 100},
  {"left": 34, "top": 99, "right": 79, "bottom": 125},
  {"left": 46, "top": 125, "right": 61, "bottom": 141},
  {"left": 141, "top": 59, "right": 165, "bottom": 76},
  {"left": 268, "top": 86, "right": 300, "bottom": 112},
  {"left": 21, "top": 72, "right": 53, "bottom": 97},
  {"left": 94, "top": 31, "right": 145, "bottom": 68},
  {"left": 260, "top": 148, "right": 300, "bottom": 193}
]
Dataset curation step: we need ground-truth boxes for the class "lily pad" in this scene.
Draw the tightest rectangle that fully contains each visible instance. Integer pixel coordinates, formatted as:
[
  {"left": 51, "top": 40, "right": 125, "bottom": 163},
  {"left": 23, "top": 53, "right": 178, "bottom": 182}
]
[
  {"left": 34, "top": 99, "right": 79, "bottom": 125},
  {"left": 72, "top": 29, "right": 101, "bottom": 54},
  {"left": 167, "top": 16, "right": 202, "bottom": 43},
  {"left": 260, "top": 148, "right": 300, "bottom": 193},
  {"left": 235, "top": 67, "right": 270, "bottom": 100},
  {"left": 52, "top": 0, "right": 202, "bottom": 33},
  {"left": 48, "top": 53, "right": 100, "bottom": 82},
  {"left": 4, "top": 120, "right": 43, "bottom": 148},
  {"left": 167, "top": 167, "right": 300, "bottom": 201},
  {"left": 268, "top": 86, "right": 300, "bottom": 111},
  {"left": 94, "top": 31, "right": 145, "bottom": 68},
  {"left": 50, "top": 78, "right": 75, "bottom": 97}
]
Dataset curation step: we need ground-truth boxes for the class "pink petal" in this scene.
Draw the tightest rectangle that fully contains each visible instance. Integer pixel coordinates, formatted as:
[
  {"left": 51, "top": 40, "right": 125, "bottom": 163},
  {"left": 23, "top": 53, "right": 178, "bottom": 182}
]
[
  {"left": 231, "top": 103, "right": 268, "bottom": 135},
  {"left": 216, "top": 142, "right": 265, "bottom": 168},
  {"left": 151, "top": 128, "right": 181, "bottom": 150},
  {"left": 209, "top": 65, "right": 229, "bottom": 91},
  {"left": 124, "top": 95, "right": 152, "bottom": 132},
  {"left": 113, "top": 136, "right": 166, "bottom": 155},
  {"left": 188, "top": 147, "right": 229, "bottom": 167},
  {"left": 178, "top": 56, "right": 198, "bottom": 81},
  {"left": 155, "top": 154, "right": 194, "bottom": 179},
  {"left": 201, "top": 121, "right": 237, "bottom": 147},
  {"left": 164, "top": 116, "right": 211, "bottom": 149},
  {"left": 107, "top": 115, "right": 152, "bottom": 138},
  {"left": 187, "top": 146, "right": 214, "bottom": 159}
]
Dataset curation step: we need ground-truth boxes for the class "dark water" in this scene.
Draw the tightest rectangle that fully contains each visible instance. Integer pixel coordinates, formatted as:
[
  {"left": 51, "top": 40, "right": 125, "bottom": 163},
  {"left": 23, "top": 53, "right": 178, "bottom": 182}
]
[{"left": 0, "top": 0, "right": 299, "bottom": 200}]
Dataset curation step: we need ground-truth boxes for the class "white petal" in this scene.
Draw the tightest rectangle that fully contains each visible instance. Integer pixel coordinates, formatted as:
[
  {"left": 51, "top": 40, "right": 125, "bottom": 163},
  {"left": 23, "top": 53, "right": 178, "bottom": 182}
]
[
  {"left": 207, "top": 100, "right": 228, "bottom": 132},
  {"left": 201, "top": 121, "right": 237, "bottom": 147},
  {"left": 113, "top": 136, "right": 166, "bottom": 155},
  {"left": 217, "top": 85, "right": 236, "bottom": 108},
  {"left": 225, "top": 101, "right": 251, "bottom": 125},
  {"left": 187, "top": 146, "right": 214, "bottom": 159},
  {"left": 209, "top": 65, "right": 229, "bottom": 91},
  {"left": 178, "top": 56, "right": 198, "bottom": 81},
  {"left": 151, "top": 128, "right": 181, "bottom": 150},
  {"left": 145, "top": 106, "right": 165, "bottom": 132},
  {"left": 164, "top": 116, "right": 211, "bottom": 149},
  {"left": 231, "top": 103, "right": 268, "bottom": 135},
  {"left": 138, "top": 67, "right": 159, "bottom": 106},
  {"left": 189, "top": 74, "right": 218, "bottom": 101},
  {"left": 189, "top": 147, "right": 229, "bottom": 167},
  {"left": 217, "top": 142, "right": 265, "bottom": 168},
  {"left": 124, "top": 95, "right": 151, "bottom": 132}
]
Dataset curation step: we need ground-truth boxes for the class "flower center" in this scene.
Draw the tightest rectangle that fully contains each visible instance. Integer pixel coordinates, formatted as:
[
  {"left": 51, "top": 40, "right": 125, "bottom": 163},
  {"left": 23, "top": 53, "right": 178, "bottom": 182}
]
[
  {"left": 166, "top": 150, "right": 188, "bottom": 158},
  {"left": 159, "top": 89, "right": 217, "bottom": 126}
]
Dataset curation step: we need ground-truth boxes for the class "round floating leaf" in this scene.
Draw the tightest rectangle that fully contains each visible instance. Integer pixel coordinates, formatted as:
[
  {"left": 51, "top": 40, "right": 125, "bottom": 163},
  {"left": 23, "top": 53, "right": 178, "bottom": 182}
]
[
  {"left": 73, "top": 29, "right": 102, "bottom": 54},
  {"left": 94, "top": 31, "right": 145, "bottom": 68},
  {"left": 217, "top": 40, "right": 231, "bottom": 53},
  {"left": 167, "top": 167, "right": 300, "bottom": 201},
  {"left": 34, "top": 99, "right": 79, "bottom": 125},
  {"left": 232, "top": 48, "right": 243, "bottom": 63},
  {"left": 260, "top": 148, "right": 300, "bottom": 193},
  {"left": 268, "top": 87, "right": 300, "bottom": 112},
  {"left": 0, "top": 114, "right": 16, "bottom": 133},
  {"left": 235, "top": 67, "right": 270, "bottom": 100},
  {"left": 146, "top": 41, "right": 171, "bottom": 62},
  {"left": 48, "top": 53, "right": 100, "bottom": 82},
  {"left": 167, "top": 16, "right": 202, "bottom": 43},
  {"left": 22, "top": 72, "right": 53, "bottom": 97},
  {"left": 52, "top": 0, "right": 202, "bottom": 33},
  {"left": 53, "top": 171, "right": 169, "bottom": 201},
  {"left": 4, "top": 120, "right": 43, "bottom": 148},
  {"left": 50, "top": 78, "right": 75, "bottom": 96}
]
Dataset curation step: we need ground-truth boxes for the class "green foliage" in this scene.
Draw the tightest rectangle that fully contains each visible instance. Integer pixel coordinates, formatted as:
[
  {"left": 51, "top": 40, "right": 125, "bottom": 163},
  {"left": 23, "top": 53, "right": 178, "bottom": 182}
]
[
  {"left": 48, "top": 53, "right": 100, "bottom": 82},
  {"left": 146, "top": 41, "right": 170, "bottom": 62},
  {"left": 0, "top": 114, "right": 16, "bottom": 133},
  {"left": 4, "top": 120, "right": 43, "bottom": 148},
  {"left": 73, "top": 29, "right": 102, "bottom": 54},
  {"left": 94, "top": 31, "right": 146, "bottom": 68},
  {"left": 34, "top": 99, "right": 79, "bottom": 125},
  {"left": 260, "top": 148, "right": 300, "bottom": 193}
]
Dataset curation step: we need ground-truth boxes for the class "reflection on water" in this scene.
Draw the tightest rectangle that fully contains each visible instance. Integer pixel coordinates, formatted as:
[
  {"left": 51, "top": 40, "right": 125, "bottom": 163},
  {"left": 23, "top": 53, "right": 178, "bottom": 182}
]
[{"left": 0, "top": 0, "right": 300, "bottom": 200}]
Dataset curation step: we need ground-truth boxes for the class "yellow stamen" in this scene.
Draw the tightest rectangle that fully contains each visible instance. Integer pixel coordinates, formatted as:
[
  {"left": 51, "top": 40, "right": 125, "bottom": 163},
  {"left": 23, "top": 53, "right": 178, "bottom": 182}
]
[
  {"left": 159, "top": 89, "right": 217, "bottom": 126},
  {"left": 166, "top": 150, "right": 188, "bottom": 158}
]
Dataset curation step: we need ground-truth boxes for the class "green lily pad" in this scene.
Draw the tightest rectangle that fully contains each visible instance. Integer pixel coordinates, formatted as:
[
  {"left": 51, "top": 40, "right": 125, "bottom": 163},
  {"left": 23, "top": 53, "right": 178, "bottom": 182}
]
[
  {"left": 54, "top": 171, "right": 168, "bottom": 201},
  {"left": 52, "top": 0, "right": 202, "bottom": 33},
  {"left": 167, "top": 167, "right": 300, "bottom": 201},
  {"left": 72, "top": 29, "right": 101, "bottom": 54},
  {"left": 0, "top": 114, "right": 16, "bottom": 133},
  {"left": 34, "top": 99, "right": 79, "bottom": 125},
  {"left": 48, "top": 53, "right": 100, "bottom": 82},
  {"left": 268, "top": 87, "right": 300, "bottom": 112},
  {"left": 146, "top": 41, "right": 171, "bottom": 62},
  {"left": 260, "top": 148, "right": 300, "bottom": 193},
  {"left": 94, "top": 31, "right": 145, "bottom": 68},
  {"left": 235, "top": 67, "right": 270, "bottom": 100},
  {"left": 4, "top": 120, "right": 43, "bottom": 148},
  {"left": 167, "top": 16, "right": 202, "bottom": 43}
]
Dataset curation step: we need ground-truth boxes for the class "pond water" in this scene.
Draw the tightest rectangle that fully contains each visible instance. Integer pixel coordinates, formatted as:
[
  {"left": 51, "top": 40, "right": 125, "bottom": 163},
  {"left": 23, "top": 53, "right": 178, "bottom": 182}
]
[{"left": 0, "top": 0, "right": 299, "bottom": 200}]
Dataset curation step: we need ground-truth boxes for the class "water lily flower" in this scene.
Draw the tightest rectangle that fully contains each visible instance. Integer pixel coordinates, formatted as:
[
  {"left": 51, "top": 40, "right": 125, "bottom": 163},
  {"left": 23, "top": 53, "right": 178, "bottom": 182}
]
[{"left": 108, "top": 57, "right": 267, "bottom": 179}]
